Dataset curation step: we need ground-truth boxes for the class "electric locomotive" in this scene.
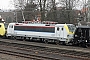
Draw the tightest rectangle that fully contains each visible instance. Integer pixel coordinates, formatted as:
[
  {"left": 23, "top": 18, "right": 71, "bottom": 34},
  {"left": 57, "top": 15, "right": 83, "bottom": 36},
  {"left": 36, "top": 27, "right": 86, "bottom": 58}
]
[
  {"left": 0, "top": 16, "right": 6, "bottom": 37},
  {"left": 0, "top": 23, "right": 6, "bottom": 37},
  {"left": 73, "top": 26, "right": 90, "bottom": 47},
  {"left": 6, "top": 22, "right": 76, "bottom": 45}
]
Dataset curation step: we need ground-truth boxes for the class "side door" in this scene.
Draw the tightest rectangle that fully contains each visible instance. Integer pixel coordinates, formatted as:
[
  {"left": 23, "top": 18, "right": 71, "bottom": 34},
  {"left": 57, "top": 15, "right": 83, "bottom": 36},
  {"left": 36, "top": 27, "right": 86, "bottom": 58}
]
[
  {"left": 56, "top": 27, "right": 60, "bottom": 37},
  {"left": 60, "top": 27, "right": 64, "bottom": 38},
  {"left": 56, "top": 27, "right": 64, "bottom": 38}
]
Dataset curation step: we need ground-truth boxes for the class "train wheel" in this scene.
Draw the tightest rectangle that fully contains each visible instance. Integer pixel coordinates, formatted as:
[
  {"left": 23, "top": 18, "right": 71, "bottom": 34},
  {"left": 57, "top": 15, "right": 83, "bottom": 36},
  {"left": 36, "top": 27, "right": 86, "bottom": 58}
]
[
  {"left": 10, "top": 36, "right": 15, "bottom": 40},
  {"left": 15, "top": 37, "right": 18, "bottom": 40},
  {"left": 12, "top": 36, "right": 16, "bottom": 40},
  {"left": 44, "top": 40, "right": 48, "bottom": 44},
  {"left": 40, "top": 38, "right": 43, "bottom": 42},
  {"left": 68, "top": 42, "right": 73, "bottom": 46},
  {"left": 16, "top": 36, "right": 21, "bottom": 40},
  {"left": 83, "top": 44, "right": 89, "bottom": 48},
  {"left": 22, "top": 37, "right": 26, "bottom": 41},
  {"left": 59, "top": 41, "right": 65, "bottom": 45},
  {"left": 55, "top": 40, "right": 60, "bottom": 45},
  {"left": 7, "top": 36, "right": 11, "bottom": 39},
  {"left": 85, "top": 45, "right": 89, "bottom": 48}
]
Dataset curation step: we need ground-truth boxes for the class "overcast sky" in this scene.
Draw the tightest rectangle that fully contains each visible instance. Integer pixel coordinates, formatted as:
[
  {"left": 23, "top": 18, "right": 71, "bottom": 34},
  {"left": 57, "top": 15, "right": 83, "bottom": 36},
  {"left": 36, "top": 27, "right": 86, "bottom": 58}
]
[{"left": 0, "top": 0, "right": 15, "bottom": 10}]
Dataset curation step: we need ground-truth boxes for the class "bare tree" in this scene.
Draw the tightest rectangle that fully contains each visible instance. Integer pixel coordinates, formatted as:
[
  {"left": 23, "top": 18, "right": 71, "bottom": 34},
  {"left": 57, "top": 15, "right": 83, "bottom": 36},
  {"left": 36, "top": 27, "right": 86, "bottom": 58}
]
[
  {"left": 13, "top": 0, "right": 58, "bottom": 21},
  {"left": 13, "top": 0, "right": 83, "bottom": 23},
  {"left": 39, "top": 0, "right": 47, "bottom": 21},
  {"left": 57, "top": 0, "right": 81, "bottom": 23}
]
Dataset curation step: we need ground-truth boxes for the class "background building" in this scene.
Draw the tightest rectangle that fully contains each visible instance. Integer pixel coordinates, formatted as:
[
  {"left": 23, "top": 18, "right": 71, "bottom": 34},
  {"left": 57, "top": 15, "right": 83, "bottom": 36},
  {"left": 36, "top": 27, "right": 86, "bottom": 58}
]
[{"left": 0, "top": 10, "right": 15, "bottom": 23}]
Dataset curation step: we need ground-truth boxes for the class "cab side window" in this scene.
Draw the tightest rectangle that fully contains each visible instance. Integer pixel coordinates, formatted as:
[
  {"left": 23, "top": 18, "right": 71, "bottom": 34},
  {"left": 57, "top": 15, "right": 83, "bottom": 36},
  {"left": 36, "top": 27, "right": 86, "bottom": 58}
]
[
  {"left": 9, "top": 25, "right": 13, "bottom": 28},
  {"left": 61, "top": 28, "right": 63, "bottom": 30},
  {"left": 57, "top": 27, "right": 59, "bottom": 31},
  {"left": 11, "top": 25, "right": 13, "bottom": 28}
]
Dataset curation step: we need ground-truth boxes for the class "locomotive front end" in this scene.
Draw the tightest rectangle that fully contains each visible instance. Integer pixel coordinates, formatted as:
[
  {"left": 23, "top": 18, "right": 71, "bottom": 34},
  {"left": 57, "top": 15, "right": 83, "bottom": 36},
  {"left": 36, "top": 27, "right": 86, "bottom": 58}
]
[{"left": 65, "top": 24, "right": 76, "bottom": 44}]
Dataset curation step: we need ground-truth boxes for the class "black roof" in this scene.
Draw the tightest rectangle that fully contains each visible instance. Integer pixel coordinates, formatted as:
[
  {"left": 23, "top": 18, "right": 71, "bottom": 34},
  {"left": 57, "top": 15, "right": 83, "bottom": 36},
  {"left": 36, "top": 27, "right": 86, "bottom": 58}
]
[{"left": 76, "top": 26, "right": 90, "bottom": 28}]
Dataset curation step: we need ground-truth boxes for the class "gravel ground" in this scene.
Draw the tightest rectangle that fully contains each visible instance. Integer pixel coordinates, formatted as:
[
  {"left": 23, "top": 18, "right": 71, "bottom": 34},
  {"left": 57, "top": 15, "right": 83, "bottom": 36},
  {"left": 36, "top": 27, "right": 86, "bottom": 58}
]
[
  {"left": 0, "top": 53, "right": 81, "bottom": 60},
  {"left": 0, "top": 53, "right": 31, "bottom": 60}
]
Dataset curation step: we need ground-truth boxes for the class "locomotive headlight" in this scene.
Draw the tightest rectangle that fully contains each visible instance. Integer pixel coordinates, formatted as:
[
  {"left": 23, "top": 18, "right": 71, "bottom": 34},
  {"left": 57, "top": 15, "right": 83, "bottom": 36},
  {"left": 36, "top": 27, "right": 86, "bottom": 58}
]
[
  {"left": 86, "top": 40, "right": 87, "bottom": 42},
  {"left": 67, "top": 34, "right": 73, "bottom": 38},
  {"left": 75, "top": 35, "right": 78, "bottom": 37}
]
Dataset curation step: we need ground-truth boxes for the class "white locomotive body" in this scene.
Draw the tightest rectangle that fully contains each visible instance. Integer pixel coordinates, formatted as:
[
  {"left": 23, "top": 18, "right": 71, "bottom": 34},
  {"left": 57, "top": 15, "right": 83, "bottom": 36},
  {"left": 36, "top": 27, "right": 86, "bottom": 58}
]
[{"left": 6, "top": 23, "right": 75, "bottom": 44}]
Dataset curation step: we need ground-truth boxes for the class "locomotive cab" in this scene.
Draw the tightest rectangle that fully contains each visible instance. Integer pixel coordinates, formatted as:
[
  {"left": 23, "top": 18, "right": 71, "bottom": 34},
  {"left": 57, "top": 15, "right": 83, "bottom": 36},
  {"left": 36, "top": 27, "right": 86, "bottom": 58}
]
[
  {"left": 0, "top": 23, "right": 6, "bottom": 37},
  {"left": 6, "top": 23, "right": 15, "bottom": 37},
  {"left": 55, "top": 24, "right": 76, "bottom": 44},
  {"left": 73, "top": 26, "right": 90, "bottom": 47}
]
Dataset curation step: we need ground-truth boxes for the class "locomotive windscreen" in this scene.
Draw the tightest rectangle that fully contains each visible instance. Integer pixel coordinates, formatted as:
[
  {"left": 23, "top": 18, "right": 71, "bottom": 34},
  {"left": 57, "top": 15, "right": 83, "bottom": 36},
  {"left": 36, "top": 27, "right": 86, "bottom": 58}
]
[{"left": 67, "top": 25, "right": 76, "bottom": 33}]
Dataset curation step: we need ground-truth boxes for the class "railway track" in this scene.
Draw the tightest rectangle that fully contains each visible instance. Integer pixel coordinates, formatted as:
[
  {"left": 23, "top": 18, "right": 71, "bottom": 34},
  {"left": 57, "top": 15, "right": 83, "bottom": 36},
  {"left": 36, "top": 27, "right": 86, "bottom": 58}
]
[
  {"left": 0, "top": 41, "right": 89, "bottom": 60},
  {"left": 0, "top": 42, "right": 60, "bottom": 60}
]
